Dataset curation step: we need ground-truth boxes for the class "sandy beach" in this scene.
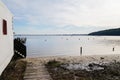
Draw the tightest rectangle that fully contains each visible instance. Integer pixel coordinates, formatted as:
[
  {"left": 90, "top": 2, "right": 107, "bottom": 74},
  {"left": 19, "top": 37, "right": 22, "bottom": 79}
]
[{"left": 26, "top": 54, "right": 120, "bottom": 64}]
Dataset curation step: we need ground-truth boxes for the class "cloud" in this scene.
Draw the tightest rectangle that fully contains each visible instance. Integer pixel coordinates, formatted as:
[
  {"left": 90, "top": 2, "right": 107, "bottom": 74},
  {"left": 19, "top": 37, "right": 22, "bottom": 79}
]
[{"left": 2, "top": 0, "right": 120, "bottom": 34}]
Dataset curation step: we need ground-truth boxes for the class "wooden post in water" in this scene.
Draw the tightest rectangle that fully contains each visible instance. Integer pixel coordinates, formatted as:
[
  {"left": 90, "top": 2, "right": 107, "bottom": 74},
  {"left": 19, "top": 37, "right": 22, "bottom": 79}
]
[
  {"left": 113, "top": 47, "right": 115, "bottom": 52},
  {"left": 80, "top": 47, "right": 82, "bottom": 56}
]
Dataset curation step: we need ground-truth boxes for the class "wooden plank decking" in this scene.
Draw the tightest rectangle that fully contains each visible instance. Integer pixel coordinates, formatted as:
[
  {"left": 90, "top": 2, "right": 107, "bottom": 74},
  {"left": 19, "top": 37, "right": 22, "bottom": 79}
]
[{"left": 24, "top": 58, "right": 52, "bottom": 80}]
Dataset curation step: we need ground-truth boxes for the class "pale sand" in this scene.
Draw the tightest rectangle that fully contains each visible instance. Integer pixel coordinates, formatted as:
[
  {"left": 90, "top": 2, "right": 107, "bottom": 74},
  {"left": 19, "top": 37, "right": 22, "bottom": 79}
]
[{"left": 25, "top": 54, "right": 120, "bottom": 64}]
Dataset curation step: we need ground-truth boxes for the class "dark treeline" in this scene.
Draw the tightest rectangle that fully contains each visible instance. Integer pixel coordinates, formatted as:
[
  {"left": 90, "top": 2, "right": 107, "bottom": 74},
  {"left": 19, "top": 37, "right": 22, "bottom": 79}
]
[{"left": 89, "top": 28, "right": 120, "bottom": 36}]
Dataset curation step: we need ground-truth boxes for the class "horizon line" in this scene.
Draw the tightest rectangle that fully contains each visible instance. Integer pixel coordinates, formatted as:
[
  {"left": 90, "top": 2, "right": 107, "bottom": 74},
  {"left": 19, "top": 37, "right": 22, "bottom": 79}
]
[{"left": 14, "top": 34, "right": 88, "bottom": 36}]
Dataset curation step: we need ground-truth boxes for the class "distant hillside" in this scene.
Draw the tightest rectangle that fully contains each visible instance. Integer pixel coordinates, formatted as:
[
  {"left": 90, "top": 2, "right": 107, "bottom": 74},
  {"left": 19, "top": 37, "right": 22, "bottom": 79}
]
[{"left": 89, "top": 28, "right": 120, "bottom": 36}]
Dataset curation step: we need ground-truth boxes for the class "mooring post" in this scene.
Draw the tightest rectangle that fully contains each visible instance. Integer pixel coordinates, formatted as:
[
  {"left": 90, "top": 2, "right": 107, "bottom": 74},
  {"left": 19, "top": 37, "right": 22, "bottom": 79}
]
[
  {"left": 80, "top": 47, "right": 82, "bottom": 56},
  {"left": 112, "top": 47, "right": 115, "bottom": 52}
]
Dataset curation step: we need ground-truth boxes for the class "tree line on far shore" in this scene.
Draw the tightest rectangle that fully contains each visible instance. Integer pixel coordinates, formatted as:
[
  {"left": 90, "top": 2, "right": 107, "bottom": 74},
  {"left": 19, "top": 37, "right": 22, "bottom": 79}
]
[{"left": 89, "top": 28, "right": 120, "bottom": 36}]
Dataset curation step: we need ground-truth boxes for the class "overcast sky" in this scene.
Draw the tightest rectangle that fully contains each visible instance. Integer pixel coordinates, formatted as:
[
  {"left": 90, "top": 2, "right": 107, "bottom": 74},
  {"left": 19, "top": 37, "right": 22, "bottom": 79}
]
[{"left": 2, "top": 0, "right": 120, "bottom": 34}]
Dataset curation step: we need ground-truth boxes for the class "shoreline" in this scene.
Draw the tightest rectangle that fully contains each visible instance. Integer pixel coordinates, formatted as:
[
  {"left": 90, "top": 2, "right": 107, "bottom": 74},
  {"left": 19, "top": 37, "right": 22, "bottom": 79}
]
[{"left": 25, "top": 54, "right": 120, "bottom": 64}]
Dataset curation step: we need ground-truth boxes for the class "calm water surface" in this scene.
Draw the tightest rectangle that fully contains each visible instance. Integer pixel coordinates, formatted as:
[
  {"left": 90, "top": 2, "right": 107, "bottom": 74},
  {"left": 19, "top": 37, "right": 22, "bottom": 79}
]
[{"left": 16, "top": 36, "right": 120, "bottom": 57}]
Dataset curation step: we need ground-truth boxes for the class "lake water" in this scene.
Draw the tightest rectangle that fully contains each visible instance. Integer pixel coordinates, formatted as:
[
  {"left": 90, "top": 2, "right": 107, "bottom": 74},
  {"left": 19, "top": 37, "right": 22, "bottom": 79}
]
[{"left": 15, "top": 36, "right": 120, "bottom": 57}]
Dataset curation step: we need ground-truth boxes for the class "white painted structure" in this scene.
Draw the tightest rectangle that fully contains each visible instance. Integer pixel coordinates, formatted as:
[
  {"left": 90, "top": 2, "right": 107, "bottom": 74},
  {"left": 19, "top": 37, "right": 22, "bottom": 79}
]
[{"left": 0, "top": 0, "right": 13, "bottom": 75}]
